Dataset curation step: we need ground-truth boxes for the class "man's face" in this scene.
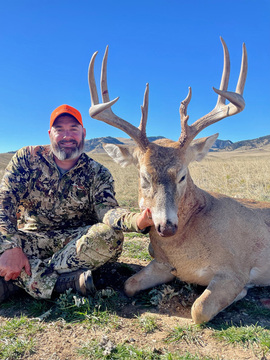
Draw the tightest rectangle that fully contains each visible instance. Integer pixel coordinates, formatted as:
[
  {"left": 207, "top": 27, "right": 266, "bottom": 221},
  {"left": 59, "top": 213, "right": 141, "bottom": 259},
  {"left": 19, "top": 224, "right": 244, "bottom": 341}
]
[{"left": 49, "top": 115, "right": 86, "bottom": 161}]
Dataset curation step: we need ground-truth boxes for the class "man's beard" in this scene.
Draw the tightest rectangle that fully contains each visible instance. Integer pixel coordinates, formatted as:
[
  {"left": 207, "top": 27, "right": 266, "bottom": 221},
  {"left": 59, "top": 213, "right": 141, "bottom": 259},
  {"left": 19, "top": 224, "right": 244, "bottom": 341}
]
[{"left": 51, "top": 136, "right": 85, "bottom": 161}]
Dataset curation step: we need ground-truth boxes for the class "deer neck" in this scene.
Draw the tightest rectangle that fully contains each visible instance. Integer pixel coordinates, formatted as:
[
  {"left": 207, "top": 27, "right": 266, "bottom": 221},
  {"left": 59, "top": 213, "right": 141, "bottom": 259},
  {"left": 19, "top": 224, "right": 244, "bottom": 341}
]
[{"left": 177, "top": 171, "right": 208, "bottom": 229}]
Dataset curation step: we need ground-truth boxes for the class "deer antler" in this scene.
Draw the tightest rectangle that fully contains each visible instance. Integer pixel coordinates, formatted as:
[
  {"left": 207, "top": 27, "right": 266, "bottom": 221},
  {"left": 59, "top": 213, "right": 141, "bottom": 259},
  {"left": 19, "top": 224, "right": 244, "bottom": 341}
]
[
  {"left": 179, "top": 37, "right": 247, "bottom": 148},
  {"left": 88, "top": 46, "right": 150, "bottom": 151}
]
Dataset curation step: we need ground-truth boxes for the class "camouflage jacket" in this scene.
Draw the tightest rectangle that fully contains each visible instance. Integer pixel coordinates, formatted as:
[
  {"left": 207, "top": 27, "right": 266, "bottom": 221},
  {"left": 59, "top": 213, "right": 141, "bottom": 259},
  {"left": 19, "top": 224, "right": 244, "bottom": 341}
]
[{"left": 0, "top": 145, "right": 141, "bottom": 250}]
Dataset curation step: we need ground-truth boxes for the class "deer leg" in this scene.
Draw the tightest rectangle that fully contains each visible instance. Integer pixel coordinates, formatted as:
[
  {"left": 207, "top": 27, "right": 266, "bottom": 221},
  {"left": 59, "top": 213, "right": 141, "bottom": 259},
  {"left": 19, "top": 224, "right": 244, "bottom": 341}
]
[
  {"left": 124, "top": 259, "right": 175, "bottom": 297},
  {"left": 191, "top": 273, "right": 247, "bottom": 324}
]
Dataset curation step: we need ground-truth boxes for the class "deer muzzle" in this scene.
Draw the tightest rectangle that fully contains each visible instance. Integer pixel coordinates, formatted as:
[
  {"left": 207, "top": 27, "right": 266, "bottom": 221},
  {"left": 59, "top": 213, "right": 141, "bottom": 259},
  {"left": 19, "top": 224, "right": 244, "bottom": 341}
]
[{"left": 156, "top": 220, "right": 178, "bottom": 237}]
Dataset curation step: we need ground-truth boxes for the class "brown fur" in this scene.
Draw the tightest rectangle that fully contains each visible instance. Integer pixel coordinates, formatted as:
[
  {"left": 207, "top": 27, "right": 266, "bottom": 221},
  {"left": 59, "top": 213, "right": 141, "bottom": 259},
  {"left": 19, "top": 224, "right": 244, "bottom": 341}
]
[{"left": 104, "top": 138, "right": 270, "bottom": 324}]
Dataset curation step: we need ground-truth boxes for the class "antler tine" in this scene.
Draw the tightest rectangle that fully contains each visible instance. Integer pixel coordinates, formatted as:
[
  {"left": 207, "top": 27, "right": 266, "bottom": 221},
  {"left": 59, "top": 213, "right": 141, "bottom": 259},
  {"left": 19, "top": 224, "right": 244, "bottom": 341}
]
[
  {"left": 88, "top": 47, "right": 149, "bottom": 151},
  {"left": 179, "top": 87, "right": 193, "bottom": 145},
  {"left": 236, "top": 42, "right": 248, "bottom": 95},
  {"left": 88, "top": 47, "right": 119, "bottom": 117},
  {"left": 100, "top": 46, "right": 110, "bottom": 103},
  {"left": 88, "top": 51, "right": 100, "bottom": 106},
  {"left": 212, "top": 41, "right": 247, "bottom": 113},
  {"left": 216, "top": 37, "right": 230, "bottom": 106},
  {"left": 178, "top": 38, "right": 248, "bottom": 148},
  {"left": 138, "top": 83, "right": 149, "bottom": 138}
]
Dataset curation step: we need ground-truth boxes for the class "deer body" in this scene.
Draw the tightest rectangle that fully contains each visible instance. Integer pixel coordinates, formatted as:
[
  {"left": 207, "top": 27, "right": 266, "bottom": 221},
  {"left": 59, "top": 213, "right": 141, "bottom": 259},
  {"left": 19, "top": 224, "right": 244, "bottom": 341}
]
[
  {"left": 88, "top": 39, "right": 270, "bottom": 323},
  {"left": 104, "top": 138, "right": 270, "bottom": 323},
  {"left": 149, "top": 186, "right": 270, "bottom": 288}
]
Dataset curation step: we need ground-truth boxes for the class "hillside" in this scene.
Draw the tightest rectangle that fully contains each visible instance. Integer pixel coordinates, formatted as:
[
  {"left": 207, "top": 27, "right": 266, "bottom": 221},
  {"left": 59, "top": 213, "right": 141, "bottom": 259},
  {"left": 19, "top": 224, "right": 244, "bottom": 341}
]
[
  {"left": 84, "top": 136, "right": 125, "bottom": 153},
  {"left": 85, "top": 135, "right": 270, "bottom": 153},
  {"left": 85, "top": 136, "right": 165, "bottom": 153},
  {"left": 212, "top": 134, "right": 270, "bottom": 151}
]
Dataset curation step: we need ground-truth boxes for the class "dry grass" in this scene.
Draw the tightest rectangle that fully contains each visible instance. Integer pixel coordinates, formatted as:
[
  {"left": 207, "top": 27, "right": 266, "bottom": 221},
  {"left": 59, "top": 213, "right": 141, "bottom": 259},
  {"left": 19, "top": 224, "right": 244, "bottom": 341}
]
[
  {"left": 90, "top": 153, "right": 140, "bottom": 209},
  {"left": 0, "top": 153, "right": 13, "bottom": 180},
  {"left": 189, "top": 151, "right": 270, "bottom": 202}
]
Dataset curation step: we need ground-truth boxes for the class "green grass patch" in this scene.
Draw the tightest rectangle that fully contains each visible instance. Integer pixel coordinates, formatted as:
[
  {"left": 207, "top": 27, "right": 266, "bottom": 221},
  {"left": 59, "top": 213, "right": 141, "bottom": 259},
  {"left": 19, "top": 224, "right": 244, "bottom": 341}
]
[
  {"left": 0, "top": 337, "right": 36, "bottom": 359},
  {"left": 232, "top": 298, "right": 270, "bottom": 318},
  {"left": 0, "top": 316, "right": 43, "bottom": 338},
  {"left": 122, "top": 239, "right": 152, "bottom": 261},
  {"left": 124, "top": 232, "right": 148, "bottom": 239},
  {"left": 24, "top": 297, "right": 53, "bottom": 317},
  {"left": 165, "top": 325, "right": 203, "bottom": 346},
  {"left": 136, "top": 314, "right": 159, "bottom": 333},
  {"left": 0, "top": 316, "right": 43, "bottom": 359},
  {"left": 78, "top": 339, "right": 217, "bottom": 359},
  {"left": 212, "top": 323, "right": 270, "bottom": 357},
  {"left": 51, "top": 288, "right": 123, "bottom": 325},
  {"left": 2, "top": 288, "right": 124, "bottom": 326}
]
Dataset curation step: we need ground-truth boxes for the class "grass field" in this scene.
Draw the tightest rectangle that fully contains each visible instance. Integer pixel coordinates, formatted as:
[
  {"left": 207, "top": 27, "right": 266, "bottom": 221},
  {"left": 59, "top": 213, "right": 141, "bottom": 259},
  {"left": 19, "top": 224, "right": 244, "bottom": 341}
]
[{"left": 0, "top": 148, "right": 270, "bottom": 359}]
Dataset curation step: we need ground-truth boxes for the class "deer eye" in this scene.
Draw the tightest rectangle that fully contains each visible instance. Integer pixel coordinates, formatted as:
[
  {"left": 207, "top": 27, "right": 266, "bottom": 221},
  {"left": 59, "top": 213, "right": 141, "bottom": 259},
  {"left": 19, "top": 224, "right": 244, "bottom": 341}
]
[
  {"left": 178, "top": 175, "right": 186, "bottom": 183},
  {"left": 141, "top": 175, "right": 151, "bottom": 189}
]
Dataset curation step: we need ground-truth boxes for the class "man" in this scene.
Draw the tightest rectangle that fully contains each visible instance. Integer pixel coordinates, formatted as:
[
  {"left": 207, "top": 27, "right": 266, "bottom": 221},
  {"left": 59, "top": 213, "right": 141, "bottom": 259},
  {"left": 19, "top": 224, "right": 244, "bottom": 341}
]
[{"left": 0, "top": 104, "right": 153, "bottom": 302}]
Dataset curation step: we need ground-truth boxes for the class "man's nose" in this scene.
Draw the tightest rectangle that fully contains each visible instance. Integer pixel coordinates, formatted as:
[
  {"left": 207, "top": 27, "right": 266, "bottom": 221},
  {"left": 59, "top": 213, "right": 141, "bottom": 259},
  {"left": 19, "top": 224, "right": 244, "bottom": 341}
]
[{"left": 62, "top": 130, "right": 72, "bottom": 138}]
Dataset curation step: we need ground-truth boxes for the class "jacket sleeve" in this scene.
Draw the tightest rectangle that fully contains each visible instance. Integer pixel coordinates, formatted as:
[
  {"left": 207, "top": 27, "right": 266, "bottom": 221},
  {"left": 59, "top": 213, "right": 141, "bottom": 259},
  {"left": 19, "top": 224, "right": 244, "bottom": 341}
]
[
  {"left": 0, "top": 147, "right": 31, "bottom": 250},
  {"left": 91, "top": 163, "right": 145, "bottom": 232},
  {"left": 91, "top": 163, "right": 119, "bottom": 222},
  {"left": 103, "top": 208, "right": 142, "bottom": 232}
]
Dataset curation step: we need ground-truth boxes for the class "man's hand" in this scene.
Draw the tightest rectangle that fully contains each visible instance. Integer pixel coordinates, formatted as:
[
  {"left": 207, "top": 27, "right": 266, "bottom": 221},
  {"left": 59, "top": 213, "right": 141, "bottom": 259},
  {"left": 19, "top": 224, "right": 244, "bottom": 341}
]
[
  {"left": 0, "top": 248, "right": 31, "bottom": 281},
  {"left": 137, "top": 208, "right": 154, "bottom": 230}
]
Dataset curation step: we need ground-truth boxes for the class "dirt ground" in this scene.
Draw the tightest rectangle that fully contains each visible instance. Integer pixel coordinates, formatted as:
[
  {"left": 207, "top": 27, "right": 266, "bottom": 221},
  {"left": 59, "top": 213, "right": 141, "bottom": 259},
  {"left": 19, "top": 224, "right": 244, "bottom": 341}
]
[{"left": 1, "top": 255, "right": 270, "bottom": 360}]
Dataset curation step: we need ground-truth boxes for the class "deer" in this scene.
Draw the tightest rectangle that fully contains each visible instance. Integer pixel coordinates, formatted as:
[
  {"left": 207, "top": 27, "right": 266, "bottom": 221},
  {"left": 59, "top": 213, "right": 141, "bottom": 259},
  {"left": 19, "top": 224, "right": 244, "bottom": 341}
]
[{"left": 88, "top": 38, "right": 270, "bottom": 324}]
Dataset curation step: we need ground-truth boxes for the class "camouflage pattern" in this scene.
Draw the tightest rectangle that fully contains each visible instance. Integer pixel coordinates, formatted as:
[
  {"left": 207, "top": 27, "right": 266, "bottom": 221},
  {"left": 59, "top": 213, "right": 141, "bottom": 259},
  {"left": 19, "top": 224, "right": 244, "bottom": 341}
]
[
  {"left": 0, "top": 145, "right": 140, "bottom": 299},
  {"left": 13, "top": 224, "right": 123, "bottom": 298},
  {"left": 103, "top": 208, "right": 141, "bottom": 232}
]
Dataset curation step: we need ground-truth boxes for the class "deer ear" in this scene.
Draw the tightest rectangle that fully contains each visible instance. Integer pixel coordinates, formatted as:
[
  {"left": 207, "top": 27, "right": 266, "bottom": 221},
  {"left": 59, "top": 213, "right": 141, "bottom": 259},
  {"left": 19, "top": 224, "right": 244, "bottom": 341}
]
[
  {"left": 188, "top": 133, "right": 218, "bottom": 162},
  {"left": 103, "top": 144, "right": 137, "bottom": 167}
]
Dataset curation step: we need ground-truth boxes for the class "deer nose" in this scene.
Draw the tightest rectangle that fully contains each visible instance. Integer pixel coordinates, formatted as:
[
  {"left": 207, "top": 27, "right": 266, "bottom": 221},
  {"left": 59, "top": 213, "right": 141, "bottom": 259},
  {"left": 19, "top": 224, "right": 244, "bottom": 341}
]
[{"left": 157, "top": 221, "right": 178, "bottom": 237}]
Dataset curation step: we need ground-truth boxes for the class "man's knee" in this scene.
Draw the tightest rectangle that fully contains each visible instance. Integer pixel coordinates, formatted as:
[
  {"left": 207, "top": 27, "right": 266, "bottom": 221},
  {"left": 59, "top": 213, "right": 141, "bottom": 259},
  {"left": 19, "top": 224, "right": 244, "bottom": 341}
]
[{"left": 76, "top": 223, "right": 124, "bottom": 266}]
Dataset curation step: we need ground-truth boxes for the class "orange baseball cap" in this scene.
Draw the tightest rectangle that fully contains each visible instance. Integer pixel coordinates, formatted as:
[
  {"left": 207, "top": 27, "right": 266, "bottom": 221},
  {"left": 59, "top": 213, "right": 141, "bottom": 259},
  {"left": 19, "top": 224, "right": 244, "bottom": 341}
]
[{"left": 50, "top": 104, "right": 83, "bottom": 129}]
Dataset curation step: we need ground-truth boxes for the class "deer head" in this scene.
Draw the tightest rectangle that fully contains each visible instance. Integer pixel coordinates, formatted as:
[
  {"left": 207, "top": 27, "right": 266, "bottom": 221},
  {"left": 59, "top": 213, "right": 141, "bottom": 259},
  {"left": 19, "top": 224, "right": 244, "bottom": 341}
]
[{"left": 88, "top": 38, "right": 247, "bottom": 237}]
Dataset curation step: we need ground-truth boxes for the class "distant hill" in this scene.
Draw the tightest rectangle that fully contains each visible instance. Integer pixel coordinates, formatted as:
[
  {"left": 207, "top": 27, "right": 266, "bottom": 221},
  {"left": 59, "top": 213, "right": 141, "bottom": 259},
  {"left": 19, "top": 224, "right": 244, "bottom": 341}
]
[
  {"left": 85, "top": 135, "right": 270, "bottom": 153},
  {"left": 84, "top": 136, "right": 124, "bottom": 153},
  {"left": 210, "top": 135, "right": 270, "bottom": 152},
  {"left": 222, "top": 135, "right": 270, "bottom": 151},
  {"left": 85, "top": 136, "right": 165, "bottom": 153},
  {"left": 211, "top": 139, "right": 234, "bottom": 150}
]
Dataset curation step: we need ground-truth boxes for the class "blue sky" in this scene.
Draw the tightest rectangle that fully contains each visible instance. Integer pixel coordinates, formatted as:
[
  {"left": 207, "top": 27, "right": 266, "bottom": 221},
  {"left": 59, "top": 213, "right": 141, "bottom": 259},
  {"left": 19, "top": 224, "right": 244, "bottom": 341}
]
[{"left": 0, "top": 0, "right": 269, "bottom": 153}]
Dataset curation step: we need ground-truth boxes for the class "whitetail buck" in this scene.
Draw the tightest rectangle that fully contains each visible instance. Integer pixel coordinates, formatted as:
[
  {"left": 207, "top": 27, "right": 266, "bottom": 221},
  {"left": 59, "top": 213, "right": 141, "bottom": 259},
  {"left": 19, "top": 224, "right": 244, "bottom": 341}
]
[{"left": 88, "top": 38, "right": 270, "bottom": 324}]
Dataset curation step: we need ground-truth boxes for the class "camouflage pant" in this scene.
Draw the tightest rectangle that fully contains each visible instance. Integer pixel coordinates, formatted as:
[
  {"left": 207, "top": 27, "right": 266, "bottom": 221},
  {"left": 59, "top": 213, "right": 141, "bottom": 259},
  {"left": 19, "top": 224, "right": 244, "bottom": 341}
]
[{"left": 1, "top": 224, "right": 123, "bottom": 299}]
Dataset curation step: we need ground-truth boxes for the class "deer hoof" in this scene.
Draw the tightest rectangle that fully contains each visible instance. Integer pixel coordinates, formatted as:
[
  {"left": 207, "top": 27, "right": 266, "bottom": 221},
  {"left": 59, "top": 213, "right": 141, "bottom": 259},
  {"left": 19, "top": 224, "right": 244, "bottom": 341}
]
[{"left": 191, "top": 299, "right": 213, "bottom": 324}]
